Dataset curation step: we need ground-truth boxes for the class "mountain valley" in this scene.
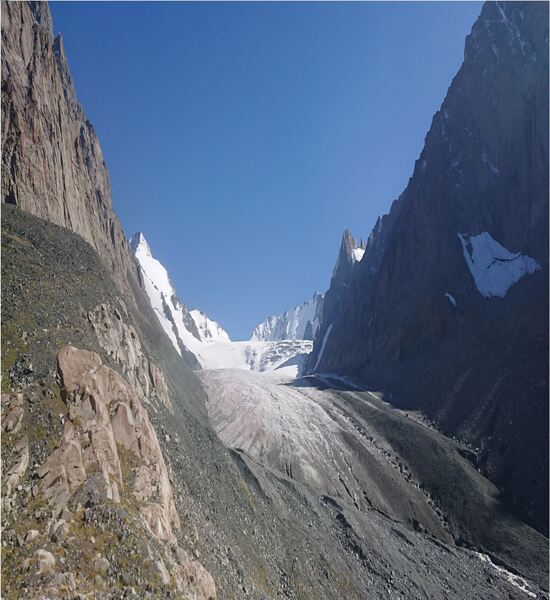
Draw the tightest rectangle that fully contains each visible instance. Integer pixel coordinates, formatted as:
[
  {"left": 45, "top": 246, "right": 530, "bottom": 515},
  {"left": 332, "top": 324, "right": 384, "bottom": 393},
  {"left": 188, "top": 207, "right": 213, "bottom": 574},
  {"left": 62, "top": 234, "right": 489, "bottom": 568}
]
[{"left": 1, "top": 1, "right": 548, "bottom": 599}]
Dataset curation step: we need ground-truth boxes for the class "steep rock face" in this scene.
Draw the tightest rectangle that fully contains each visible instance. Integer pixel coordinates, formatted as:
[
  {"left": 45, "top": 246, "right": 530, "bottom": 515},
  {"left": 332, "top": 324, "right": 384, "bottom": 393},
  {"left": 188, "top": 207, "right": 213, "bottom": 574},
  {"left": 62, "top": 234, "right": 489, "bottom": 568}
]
[
  {"left": 1, "top": 1, "right": 135, "bottom": 292},
  {"left": 251, "top": 291, "right": 325, "bottom": 341},
  {"left": 311, "top": 230, "right": 366, "bottom": 371},
  {"left": 331, "top": 229, "right": 366, "bottom": 284},
  {"left": 55, "top": 344, "right": 180, "bottom": 543},
  {"left": 309, "top": 1, "right": 548, "bottom": 534}
]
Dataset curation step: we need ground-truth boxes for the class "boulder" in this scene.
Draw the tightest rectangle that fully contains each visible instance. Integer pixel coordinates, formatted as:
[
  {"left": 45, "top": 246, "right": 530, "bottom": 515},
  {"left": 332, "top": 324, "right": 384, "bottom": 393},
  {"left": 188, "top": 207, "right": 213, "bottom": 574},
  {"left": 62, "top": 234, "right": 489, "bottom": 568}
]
[{"left": 34, "top": 549, "right": 56, "bottom": 575}]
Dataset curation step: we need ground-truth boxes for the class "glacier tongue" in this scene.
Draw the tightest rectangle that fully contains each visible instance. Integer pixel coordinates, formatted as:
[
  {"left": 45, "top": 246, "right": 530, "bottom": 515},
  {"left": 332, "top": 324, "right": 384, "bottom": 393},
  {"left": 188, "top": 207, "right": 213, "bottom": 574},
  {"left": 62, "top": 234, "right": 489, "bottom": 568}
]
[{"left": 458, "top": 232, "right": 540, "bottom": 298}]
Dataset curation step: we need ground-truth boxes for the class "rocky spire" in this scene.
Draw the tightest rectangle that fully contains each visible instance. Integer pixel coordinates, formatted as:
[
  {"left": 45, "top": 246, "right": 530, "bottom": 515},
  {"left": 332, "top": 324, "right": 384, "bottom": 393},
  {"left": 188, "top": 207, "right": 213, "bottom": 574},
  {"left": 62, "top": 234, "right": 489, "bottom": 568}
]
[{"left": 331, "top": 229, "right": 365, "bottom": 282}]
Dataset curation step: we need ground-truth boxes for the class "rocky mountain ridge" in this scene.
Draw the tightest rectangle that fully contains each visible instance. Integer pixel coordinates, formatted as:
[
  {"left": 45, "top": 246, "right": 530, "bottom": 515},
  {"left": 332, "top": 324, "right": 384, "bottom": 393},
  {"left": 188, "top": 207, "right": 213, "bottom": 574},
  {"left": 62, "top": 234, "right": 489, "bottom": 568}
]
[
  {"left": 131, "top": 230, "right": 311, "bottom": 375},
  {"left": 308, "top": 0, "right": 549, "bottom": 535},
  {"left": 129, "top": 231, "right": 204, "bottom": 369},
  {"left": 251, "top": 292, "right": 324, "bottom": 342}
]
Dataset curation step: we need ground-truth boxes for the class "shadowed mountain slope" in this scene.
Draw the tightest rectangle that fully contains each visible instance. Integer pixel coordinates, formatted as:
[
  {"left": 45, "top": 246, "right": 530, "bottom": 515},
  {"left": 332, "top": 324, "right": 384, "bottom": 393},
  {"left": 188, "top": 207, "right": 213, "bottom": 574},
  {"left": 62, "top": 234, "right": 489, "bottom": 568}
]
[{"left": 308, "top": 0, "right": 549, "bottom": 536}]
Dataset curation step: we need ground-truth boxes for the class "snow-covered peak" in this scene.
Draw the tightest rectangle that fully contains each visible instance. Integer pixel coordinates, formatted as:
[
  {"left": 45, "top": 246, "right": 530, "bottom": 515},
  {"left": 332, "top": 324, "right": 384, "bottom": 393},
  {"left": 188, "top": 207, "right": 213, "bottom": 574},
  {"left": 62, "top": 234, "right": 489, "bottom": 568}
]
[
  {"left": 129, "top": 231, "right": 151, "bottom": 257},
  {"left": 251, "top": 292, "right": 324, "bottom": 342},
  {"left": 131, "top": 231, "right": 212, "bottom": 366},
  {"left": 190, "top": 309, "right": 231, "bottom": 343},
  {"left": 131, "top": 232, "right": 173, "bottom": 301},
  {"left": 458, "top": 232, "right": 540, "bottom": 298}
]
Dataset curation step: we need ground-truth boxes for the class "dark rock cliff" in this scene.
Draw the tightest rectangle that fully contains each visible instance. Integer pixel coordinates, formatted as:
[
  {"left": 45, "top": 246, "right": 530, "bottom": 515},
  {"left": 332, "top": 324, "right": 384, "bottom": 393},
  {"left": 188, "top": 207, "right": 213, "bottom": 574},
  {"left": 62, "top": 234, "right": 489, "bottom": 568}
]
[{"left": 308, "top": 1, "right": 549, "bottom": 535}]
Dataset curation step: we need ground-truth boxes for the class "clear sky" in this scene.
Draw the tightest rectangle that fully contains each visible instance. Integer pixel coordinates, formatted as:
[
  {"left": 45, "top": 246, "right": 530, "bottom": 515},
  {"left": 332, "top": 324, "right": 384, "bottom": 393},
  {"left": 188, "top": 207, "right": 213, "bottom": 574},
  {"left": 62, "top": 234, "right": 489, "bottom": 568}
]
[{"left": 50, "top": 1, "right": 481, "bottom": 340}]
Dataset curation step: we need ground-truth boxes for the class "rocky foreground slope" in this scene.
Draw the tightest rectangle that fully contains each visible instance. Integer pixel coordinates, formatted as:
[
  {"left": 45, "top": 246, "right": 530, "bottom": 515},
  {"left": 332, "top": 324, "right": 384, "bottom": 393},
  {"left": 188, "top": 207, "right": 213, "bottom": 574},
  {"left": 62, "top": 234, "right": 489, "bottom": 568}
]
[
  {"left": 3, "top": 204, "right": 548, "bottom": 598},
  {"left": 308, "top": 0, "right": 549, "bottom": 536}
]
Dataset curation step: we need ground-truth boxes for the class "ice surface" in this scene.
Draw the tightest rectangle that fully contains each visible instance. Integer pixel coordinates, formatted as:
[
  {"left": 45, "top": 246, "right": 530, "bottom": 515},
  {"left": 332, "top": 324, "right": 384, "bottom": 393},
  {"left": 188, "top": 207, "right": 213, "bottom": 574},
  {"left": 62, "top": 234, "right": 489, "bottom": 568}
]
[
  {"left": 251, "top": 293, "right": 323, "bottom": 342},
  {"left": 458, "top": 232, "right": 540, "bottom": 298}
]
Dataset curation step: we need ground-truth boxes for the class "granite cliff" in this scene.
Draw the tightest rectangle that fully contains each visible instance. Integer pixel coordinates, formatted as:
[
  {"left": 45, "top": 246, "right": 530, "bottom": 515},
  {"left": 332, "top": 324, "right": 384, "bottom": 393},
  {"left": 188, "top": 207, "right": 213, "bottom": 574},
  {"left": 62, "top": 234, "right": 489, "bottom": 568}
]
[{"left": 308, "top": 0, "right": 549, "bottom": 535}]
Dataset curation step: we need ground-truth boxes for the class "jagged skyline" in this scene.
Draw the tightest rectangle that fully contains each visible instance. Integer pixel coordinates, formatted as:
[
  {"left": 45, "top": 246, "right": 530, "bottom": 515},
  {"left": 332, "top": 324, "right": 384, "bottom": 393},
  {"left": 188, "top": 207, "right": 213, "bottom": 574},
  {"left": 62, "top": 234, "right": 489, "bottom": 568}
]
[{"left": 49, "top": 1, "right": 481, "bottom": 338}]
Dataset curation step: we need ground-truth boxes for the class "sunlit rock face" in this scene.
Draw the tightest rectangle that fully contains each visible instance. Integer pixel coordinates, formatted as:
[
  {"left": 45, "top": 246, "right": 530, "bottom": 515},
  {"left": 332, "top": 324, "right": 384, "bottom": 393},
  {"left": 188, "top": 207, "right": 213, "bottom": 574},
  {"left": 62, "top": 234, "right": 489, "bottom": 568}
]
[{"left": 1, "top": 2, "right": 137, "bottom": 292}]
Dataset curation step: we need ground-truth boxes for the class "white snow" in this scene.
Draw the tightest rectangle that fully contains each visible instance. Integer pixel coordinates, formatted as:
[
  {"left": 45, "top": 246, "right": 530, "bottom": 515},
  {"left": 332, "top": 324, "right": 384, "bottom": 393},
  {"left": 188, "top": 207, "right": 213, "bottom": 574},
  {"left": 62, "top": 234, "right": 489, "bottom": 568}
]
[
  {"left": 352, "top": 247, "right": 365, "bottom": 262},
  {"left": 190, "top": 309, "right": 231, "bottom": 343},
  {"left": 313, "top": 323, "right": 333, "bottom": 372},
  {"left": 191, "top": 339, "right": 312, "bottom": 376},
  {"left": 130, "top": 233, "right": 187, "bottom": 355},
  {"left": 131, "top": 232, "right": 224, "bottom": 360},
  {"left": 251, "top": 293, "right": 323, "bottom": 342},
  {"left": 458, "top": 232, "right": 540, "bottom": 298},
  {"left": 445, "top": 293, "right": 457, "bottom": 307},
  {"left": 474, "top": 552, "right": 536, "bottom": 598}
]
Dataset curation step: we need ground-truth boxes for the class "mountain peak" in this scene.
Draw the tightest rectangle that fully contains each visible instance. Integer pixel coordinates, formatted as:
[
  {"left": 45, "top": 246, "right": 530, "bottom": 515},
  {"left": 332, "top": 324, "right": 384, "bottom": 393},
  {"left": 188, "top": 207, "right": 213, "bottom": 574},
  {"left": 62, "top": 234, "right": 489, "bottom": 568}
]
[
  {"left": 129, "top": 231, "right": 151, "bottom": 257},
  {"left": 251, "top": 292, "right": 324, "bottom": 341},
  {"left": 332, "top": 229, "right": 366, "bottom": 280}
]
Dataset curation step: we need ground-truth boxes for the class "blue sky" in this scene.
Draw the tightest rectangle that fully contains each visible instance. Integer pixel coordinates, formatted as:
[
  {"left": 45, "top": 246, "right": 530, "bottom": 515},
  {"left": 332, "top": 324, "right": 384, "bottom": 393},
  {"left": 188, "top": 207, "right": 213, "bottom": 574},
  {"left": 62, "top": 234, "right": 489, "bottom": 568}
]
[{"left": 50, "top": 1, "right": 481, "bottom": 340}]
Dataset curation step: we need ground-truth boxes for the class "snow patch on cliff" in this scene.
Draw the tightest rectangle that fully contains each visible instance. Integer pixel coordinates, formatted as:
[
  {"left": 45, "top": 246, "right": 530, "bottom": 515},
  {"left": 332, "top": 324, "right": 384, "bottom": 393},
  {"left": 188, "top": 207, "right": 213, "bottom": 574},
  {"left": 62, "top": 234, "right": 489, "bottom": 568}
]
[
  {"left": 352, "top": 247, "right": 365, "bottom": 262},
  {"left": 445, "top": 293, "right": 457, "bottom": 306},
  {"left": 313, "top": 324, "right": 333, "bottom": 372},
  {"left": 458, "top": 232, "right": 540, "bottom": 298}
]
